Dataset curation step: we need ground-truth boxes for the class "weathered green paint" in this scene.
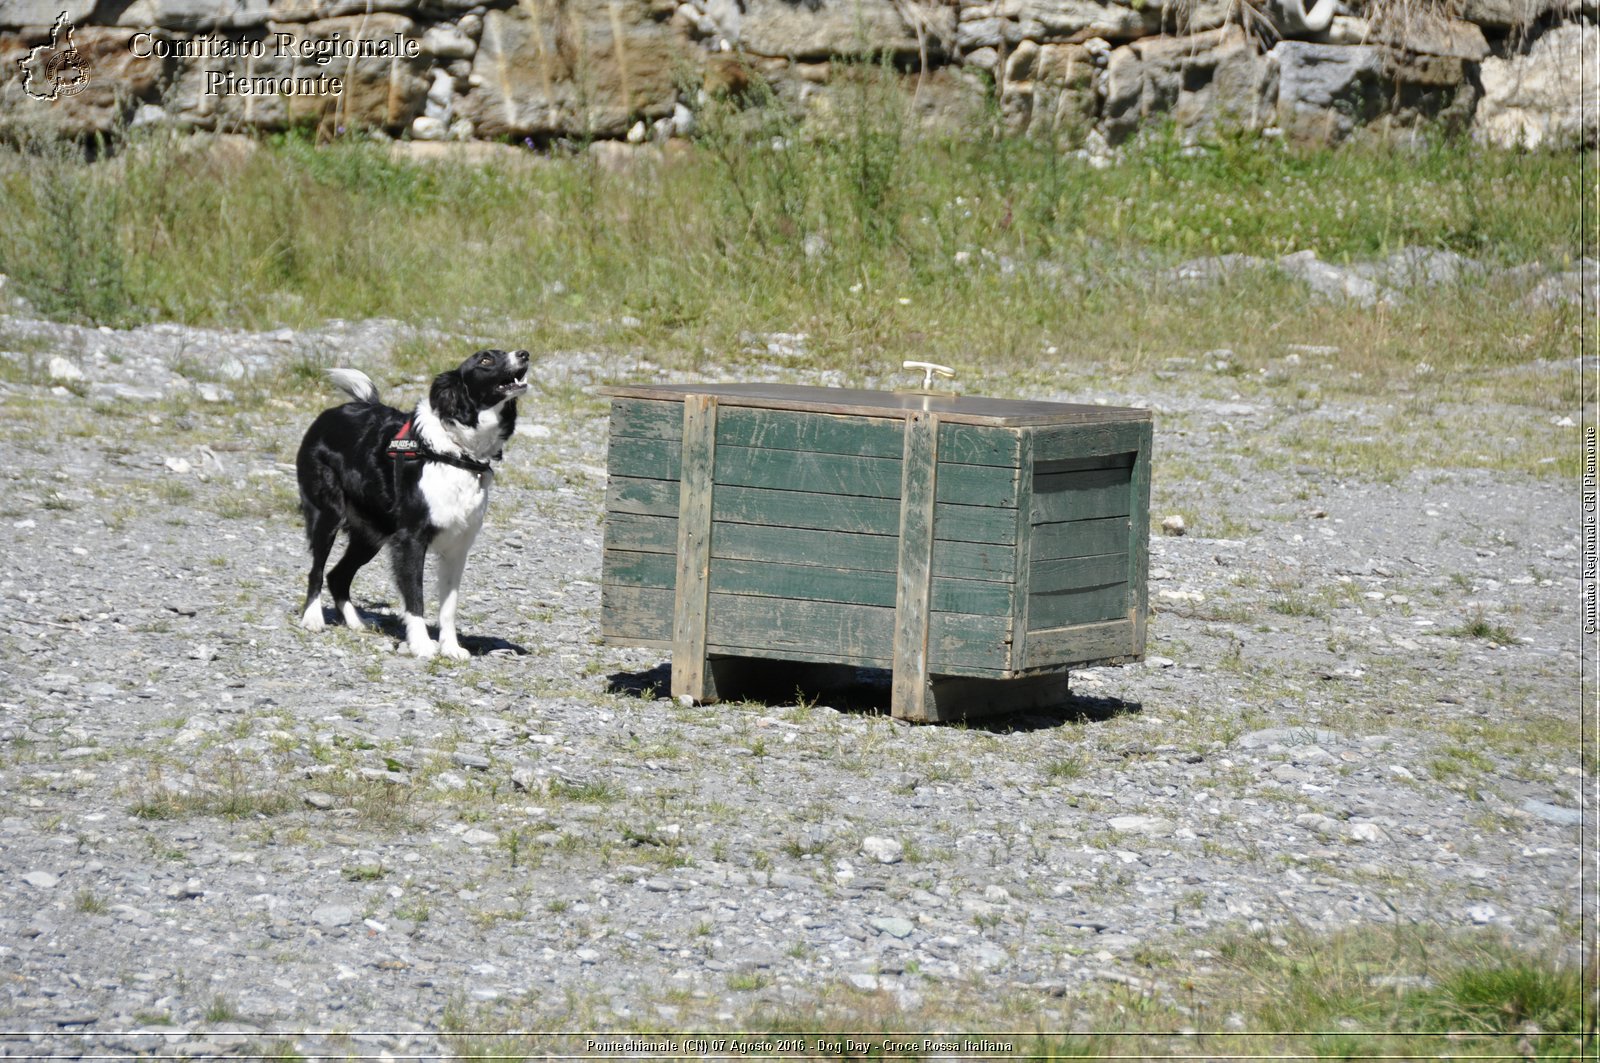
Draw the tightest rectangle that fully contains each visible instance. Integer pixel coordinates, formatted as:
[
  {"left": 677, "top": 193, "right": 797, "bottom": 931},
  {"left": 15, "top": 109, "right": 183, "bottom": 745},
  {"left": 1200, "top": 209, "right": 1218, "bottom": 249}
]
[
  {"left": 1030, "top": 516, "right": 1132, "bottom": 561},
  {"left": 604, "top": 548, "right": 1013, "bottom": 615},
  {"left": 1032, "top": 420, "right": 1150, "bottom": 463},
  {"left": 1030, "top": 467, "right": 1133, "bottom": 524},
  {"left": 607, "top": 477, "right": 1017, "bottom": 545},
  {"left": 1030, "top": 553, "right": 1129, "bottom": 596},
  {"left": 608, "top": 436, "right": 1022, "bottom": 507},
  {"left": 603, "top": 584, "right": 1013, "bottom": 675},
  {"left": 1021, "top": 617, "right": 1139, "bottom": 670},
  {"left": 1027, "top": 581, "right": 1131, "bottom": 631}
]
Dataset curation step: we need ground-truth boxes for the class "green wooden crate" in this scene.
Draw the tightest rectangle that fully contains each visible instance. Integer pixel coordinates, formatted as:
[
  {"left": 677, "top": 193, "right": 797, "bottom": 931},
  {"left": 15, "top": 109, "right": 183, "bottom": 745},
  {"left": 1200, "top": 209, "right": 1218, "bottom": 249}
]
[{"left": 599, "top": 383, "right": 1152, "bottom": 722}]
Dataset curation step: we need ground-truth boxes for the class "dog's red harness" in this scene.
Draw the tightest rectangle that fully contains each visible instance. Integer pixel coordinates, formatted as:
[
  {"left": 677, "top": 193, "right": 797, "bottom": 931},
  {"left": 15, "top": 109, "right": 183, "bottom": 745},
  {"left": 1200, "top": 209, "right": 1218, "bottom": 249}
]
[
  {"left": 387, "top": 417, "right": 491, "bottom": 474},
  {"left": 387, "top": 418, "right": 422, "bottom": 459}
]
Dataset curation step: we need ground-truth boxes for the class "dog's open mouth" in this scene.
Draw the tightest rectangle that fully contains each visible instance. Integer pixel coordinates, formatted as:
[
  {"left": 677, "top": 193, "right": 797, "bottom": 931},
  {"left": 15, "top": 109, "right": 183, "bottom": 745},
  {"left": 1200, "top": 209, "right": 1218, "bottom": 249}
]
[{"left": 500, "top": 373, "right": 530, "bottom": 396}]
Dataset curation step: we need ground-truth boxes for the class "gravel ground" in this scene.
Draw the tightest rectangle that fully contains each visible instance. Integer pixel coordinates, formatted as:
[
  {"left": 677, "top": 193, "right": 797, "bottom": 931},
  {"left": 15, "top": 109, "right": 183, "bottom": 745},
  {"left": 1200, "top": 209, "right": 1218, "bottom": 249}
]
[{"left": 0, "top": 310, "right": 1587, "bottom": 1059}]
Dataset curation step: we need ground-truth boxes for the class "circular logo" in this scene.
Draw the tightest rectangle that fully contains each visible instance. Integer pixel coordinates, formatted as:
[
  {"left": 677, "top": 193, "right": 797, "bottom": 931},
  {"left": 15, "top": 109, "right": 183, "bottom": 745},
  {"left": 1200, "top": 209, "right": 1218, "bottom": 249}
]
[{"left": 45, "top": 47, "right": 89, "bottom": 97}]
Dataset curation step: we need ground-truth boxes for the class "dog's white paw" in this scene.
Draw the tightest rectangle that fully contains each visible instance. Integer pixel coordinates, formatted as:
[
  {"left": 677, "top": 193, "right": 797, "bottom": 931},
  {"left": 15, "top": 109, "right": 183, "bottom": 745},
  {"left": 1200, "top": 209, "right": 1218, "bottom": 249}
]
[
  {"left": 300, "top": 604, "right": 326, "bottom": 631},
  {"left": 339, "top": 602, "right": 364, "bottom": 629},
  {"left": 438, "top": 642, "right": 470, "bottom": 661},
  {"left": 407, "top": 638, "right": 439, "bottom": 659}
]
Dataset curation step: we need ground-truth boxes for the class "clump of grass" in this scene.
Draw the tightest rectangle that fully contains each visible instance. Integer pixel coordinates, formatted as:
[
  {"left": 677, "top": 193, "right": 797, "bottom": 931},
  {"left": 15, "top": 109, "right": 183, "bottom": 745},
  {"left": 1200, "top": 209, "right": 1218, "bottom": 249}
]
[{"left": 1448, "top": 609, "right": 1518, "bottom": 645}]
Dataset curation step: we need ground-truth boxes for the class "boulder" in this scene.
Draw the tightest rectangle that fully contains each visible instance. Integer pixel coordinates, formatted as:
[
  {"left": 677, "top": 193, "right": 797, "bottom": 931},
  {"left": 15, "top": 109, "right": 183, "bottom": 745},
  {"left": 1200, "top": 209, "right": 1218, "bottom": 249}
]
[
  {"left": 1000, "top": 40, "right": 1096, "bottom": 136},
  {"left": 737, "top": 0, "right": 954, "bottom": 61},
  {"left": 1458, "top": 0, "right": 1585, "bottom": 30},
  {"left": 956, "top": 0, "right": 1163, "bottom": 50},
  {"left": 1101, "top": 28, "right": 1276, "bottom": 144},
  {"left": 1474, "top": 22, "right": 1597, "bottom": 149},
  {"left": 1271, "top": 40, "right": 1383, "bottom": 142},
  {"left": 459, "top": 0, "right": 686, "bottom": 140}
]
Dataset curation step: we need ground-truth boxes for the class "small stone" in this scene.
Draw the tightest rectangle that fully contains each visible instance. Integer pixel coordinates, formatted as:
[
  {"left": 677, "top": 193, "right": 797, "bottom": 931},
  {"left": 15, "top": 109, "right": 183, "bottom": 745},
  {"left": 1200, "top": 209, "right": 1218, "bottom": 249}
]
[
  {"left": 870, "top": 916, "right": 916, "bottom": 939},
  {"left": 1107, "top": 815, "right": 1174, "bottom": 837},
  {"left": 48, "top": 356, "right": 84, "bottom": 382},
  {"left": 1161, "top": 515, "right": 1187, "bottom": 536},
  {"left": 1466, "top": 903, "right": 1497, "bottom": 925},
  {"left": 861, "top": 837, "right": 903, "bottom": 864},
  {"left": 510, "top": 766, "right": 538, "bottom": 792},
  {"left": 1348, "top": 822, "right": 1390, "bottom": 843},
  {"left": 460, "top": 828, "right": 498, "bottom": 846},
  {"left": 303, "top": 791, "right": 337, "bottom": 810},
  {"left": 1521, "top": 800, "right": 1580, "bottom": 826},
  {"left": 451, "top": 752, "right": 491, "bottom": 771},
  {"left": 312, "top": 903, "right": 356, "bottom": 929},
  {"left": 21, "top": 871, "right": 59, "bottom": 889}
]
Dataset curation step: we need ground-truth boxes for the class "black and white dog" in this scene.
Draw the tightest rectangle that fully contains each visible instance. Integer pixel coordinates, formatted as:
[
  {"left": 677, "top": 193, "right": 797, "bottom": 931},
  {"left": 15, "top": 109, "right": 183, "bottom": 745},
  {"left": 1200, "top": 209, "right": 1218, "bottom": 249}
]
[{"left": 296, "top": 349, "right": 530, "bottom": 659}]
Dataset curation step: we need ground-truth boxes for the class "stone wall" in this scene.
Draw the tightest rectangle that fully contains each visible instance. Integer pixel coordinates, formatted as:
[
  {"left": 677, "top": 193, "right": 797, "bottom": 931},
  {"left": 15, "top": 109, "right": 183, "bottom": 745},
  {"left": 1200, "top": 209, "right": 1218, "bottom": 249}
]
[{"left": 1, "top": 0, "right": 1594, "bottom": 149}]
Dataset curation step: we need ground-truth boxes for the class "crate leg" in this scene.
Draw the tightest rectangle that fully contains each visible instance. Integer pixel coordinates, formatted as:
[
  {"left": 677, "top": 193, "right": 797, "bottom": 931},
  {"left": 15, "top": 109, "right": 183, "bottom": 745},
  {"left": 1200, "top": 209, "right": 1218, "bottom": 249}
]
[
  {"left": 890, "top": 410, "right": 938, "bottom": 722},
  {"left": 670, "top": 393, "right": 717, "bottom": 703},
  {"left": 904, "top": 672, "right": 1072, "bottom": 724}
]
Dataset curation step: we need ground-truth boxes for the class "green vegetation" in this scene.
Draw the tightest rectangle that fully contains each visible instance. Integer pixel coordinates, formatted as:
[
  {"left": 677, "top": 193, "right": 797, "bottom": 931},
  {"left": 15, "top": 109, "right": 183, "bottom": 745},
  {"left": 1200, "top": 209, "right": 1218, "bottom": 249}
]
[{"left": 0, "top": 116, "right": 1583, "bottom": 405}]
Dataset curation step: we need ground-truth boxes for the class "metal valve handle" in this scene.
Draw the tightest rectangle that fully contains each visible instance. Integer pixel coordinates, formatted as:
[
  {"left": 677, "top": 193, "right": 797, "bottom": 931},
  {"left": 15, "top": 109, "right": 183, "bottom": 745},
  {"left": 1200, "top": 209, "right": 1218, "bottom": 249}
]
[{"left": 903, "top": 360, "right": 956, "bottom": 390}]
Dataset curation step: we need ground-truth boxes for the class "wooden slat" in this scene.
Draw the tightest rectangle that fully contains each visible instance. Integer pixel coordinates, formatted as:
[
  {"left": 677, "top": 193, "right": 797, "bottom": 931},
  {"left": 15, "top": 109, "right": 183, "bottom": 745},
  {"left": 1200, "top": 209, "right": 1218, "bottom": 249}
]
[
  {"left": 706, "top": 522, "right": 1016, "bottom": 582},
  {"left": 718, "top": 408, "right": 903, "bottom": 459},
  {"left": 607, "top": 435, "right": 682, "bottom": 481},
  {"left": 1028, "top": 582, "right": 1130, "bottom": 631},
  {"left": 1009, "top": 430, "right": 1035, "bottom": 677},
  {"left": 606, "top": 477, "right": 1016, "bottom": 545},
  {"left": 1030, "top": 467, "right": 1133, "bottom": 524},
  {"left": 605, "top": 511, "right": 678, "bottom": 553},
  {"left": 1030, "top": 516, "right": 1131, "bottom": 561},
  {"left": 1128, "top": 420, "right": 1153, "bottom": 659},
  {"left": 602, "top": 588, "right": 1015, "bottom": 676},
  {"left": 711, "top": 596, "right": 1009, "bottom": 675},
  {"left": 1020, "top": 617, "right": 1139, "bottom": 670},
  {"left": 604, "top": 549, "right": 1012, "bottom": 615},
  {"left": 1035, "top": 453, "right": 1135, "bottom": 475},
  {"left": 601, "top": 582, "right": 672, "bottom": 643},
  {"left": 1031, "top": 553, "right": 1129, "bottom": 595},
  {"left": 1030, "top": 420, "right": 1151, "bottom": 463},
  {"left": 892, "top": 411, "right": 939, "bottom": 720},
  {"left": 710, "top": 445, "right": 1019, "bottom": 508},
  {"left": 670, "top": 394, "right": 717, "bottom": 701}
]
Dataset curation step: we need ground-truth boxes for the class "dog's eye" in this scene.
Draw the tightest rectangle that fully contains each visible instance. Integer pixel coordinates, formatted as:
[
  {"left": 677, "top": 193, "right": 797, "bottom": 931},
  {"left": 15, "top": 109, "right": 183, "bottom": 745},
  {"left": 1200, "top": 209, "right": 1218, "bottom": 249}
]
[{"left": 478, "top": 355, "right": 494, "bottom": 366}]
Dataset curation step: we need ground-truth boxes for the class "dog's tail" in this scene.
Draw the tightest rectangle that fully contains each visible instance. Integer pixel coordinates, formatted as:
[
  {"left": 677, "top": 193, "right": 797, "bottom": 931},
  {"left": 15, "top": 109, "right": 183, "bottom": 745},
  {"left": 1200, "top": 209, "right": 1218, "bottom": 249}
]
[{"left": 326, "top": 368, "right": 380, "bottom": 405}]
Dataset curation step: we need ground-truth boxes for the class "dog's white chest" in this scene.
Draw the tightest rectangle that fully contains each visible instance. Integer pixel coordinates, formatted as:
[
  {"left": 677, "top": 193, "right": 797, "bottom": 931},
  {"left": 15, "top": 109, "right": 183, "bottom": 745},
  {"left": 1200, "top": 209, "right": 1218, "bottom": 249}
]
[{"left": 420, "top": 464, "right": 492, "bottom": 535}]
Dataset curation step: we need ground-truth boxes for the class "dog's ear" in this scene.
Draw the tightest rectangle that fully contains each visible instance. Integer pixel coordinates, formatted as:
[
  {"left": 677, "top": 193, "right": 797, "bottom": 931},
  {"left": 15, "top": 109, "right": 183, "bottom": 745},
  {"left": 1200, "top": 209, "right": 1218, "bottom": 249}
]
[{"left": 430, "top": 368, "right": 477, "bottom": 427}]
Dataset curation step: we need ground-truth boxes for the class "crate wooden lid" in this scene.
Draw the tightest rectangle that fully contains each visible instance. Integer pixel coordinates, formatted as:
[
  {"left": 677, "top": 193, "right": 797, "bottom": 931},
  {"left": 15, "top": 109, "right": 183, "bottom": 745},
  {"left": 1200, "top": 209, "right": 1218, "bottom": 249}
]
[{"left": 599, "top": 382, "right": 1150, "bottom": 428}]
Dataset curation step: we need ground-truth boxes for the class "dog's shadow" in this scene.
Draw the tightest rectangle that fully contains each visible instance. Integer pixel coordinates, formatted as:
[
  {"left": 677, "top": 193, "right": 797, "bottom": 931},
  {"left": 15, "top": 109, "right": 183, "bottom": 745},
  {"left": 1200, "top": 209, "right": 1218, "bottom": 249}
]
[
  {"left": 605, "top": 662, "right": 1139, "bottom": 732},
  {"left": 313, "top": 605, "right": 529, "bottom": 657}
]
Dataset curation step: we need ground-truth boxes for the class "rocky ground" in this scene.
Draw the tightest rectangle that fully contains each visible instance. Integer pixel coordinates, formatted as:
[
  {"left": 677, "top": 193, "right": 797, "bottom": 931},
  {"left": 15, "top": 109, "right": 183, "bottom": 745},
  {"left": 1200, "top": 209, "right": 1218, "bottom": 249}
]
[{"left": 0, "top": 292, "right": 1588, "bottom": 1060}]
